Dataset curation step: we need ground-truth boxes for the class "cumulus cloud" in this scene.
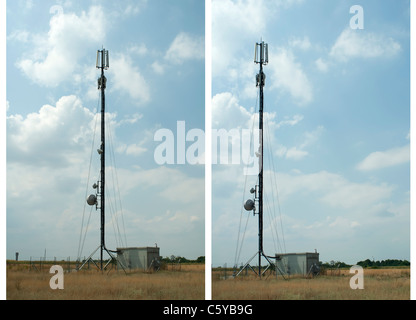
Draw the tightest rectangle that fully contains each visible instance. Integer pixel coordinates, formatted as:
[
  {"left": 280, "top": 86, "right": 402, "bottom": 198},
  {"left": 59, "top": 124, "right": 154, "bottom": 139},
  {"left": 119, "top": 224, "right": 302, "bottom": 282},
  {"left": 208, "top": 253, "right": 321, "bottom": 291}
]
[
  {"left": 268, "top": 48, "right": 313, "bottom": 105},
  {"left": 357, "top": 145, "right": 410, "bottom": 171},
  {"left": 212, "top": 0, "right": 270, "bottom": 76},
  {"left": 212, "top": 0, "right": 304, "bottom": 76},
  {"left": 150, "top": 32, "right": 204, "bottom": 75},
  {"left": 212, "top": 0, "right": 313, "bottom": 105},
  {"left": 109, "top": 53, "right": 150, "bottom": 105},
  {"left": 212, "top": 92, "right": 252, "bottom": 129},
  {"left": 288, "top": 36, "right": 311, "bottom": 50},
  {"left": 6, "top": 95, "right": 204, "bottom": 259},
  {"left": 164, "top": 32, "right": 204, "bottom": 64},
  {"left": 329, "top": 28, "right": 401, "bottom": 62},
  {"left": 16, "top": 6, "right": 106, "bottom": 87},
  {"left": 151, "top": 61, "right": 165, "bottom": 75},
  {"left": 313, "top": 28, "right": 401, "bottom": 74},
  {"left": 7, "top": 95, "right": 95, "bottom": 167},
  {"left": 315, "top": 58, "right": 329, "bottom": 73}
]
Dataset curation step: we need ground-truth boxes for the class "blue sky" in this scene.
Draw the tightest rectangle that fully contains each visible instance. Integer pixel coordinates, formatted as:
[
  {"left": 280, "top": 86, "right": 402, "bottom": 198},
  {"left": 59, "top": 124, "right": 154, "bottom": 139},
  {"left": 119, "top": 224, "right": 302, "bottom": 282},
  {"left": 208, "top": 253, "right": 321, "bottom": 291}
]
[
  {"left": 211, "top": 0, "right": 410, "bottom": 266},
  {"left": 5, "top": 0, "right": 205, "bottom": 261}
]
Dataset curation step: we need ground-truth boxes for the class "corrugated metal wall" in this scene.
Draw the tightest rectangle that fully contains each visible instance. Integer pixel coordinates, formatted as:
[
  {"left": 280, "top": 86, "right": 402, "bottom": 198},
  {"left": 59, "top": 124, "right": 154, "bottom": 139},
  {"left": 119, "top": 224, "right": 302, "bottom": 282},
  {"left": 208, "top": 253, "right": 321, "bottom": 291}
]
[
  {"left": 275, "top": 252, "right": 319, "bottom": 276},
  {"left": 117, "top": 247, "right": 160, "bottom": 270}
]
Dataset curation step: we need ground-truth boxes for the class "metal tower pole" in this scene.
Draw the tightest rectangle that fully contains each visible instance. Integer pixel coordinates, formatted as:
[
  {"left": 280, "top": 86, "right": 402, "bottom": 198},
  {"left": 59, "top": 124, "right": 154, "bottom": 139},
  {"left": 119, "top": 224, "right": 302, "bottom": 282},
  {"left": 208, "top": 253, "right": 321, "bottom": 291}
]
[
  {"left": 99, "top": 51, "right": 106, "bottom": 271},
  {"left": 81, "top": 49, "right": 128, "bottom": 273},
  {"left": 258, "top": 45, "right": 264, "bottom": 278},
  {"left": 238, "top": 41, "right": 270, "bottom": 279}
]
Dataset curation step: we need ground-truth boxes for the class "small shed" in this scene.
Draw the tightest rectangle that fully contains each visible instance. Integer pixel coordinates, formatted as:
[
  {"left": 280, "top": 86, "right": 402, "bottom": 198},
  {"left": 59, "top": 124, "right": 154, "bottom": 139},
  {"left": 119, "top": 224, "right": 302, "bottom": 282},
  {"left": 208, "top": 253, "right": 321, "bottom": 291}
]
[
  {"left": 117, "top": 247, "right": 160, "bottom": 271},
  {"left": 275, "top": 252, "right": 320, "bottom": 276}
]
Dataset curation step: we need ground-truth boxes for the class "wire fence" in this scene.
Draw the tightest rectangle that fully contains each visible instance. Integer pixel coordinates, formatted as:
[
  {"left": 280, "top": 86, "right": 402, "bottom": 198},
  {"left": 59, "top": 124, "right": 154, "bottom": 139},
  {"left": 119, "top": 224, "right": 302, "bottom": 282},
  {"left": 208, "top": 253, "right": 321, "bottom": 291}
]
[
  {"left": 7, "top": 255, "right": 187, "bottom": 274},
  {"left": 6, "top": 255, "right": 118, "bottom": 273}
]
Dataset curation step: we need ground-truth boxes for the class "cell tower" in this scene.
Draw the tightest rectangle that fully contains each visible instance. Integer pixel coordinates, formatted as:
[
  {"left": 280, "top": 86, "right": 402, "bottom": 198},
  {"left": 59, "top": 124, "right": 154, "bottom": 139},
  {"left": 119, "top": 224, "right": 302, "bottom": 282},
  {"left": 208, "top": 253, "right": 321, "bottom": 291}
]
[
  {"left": 78, "top": 49, "right": 125, "bottom": 272},
  {"left": 236, "top": 41, "right": 276, "bottom": 278}
]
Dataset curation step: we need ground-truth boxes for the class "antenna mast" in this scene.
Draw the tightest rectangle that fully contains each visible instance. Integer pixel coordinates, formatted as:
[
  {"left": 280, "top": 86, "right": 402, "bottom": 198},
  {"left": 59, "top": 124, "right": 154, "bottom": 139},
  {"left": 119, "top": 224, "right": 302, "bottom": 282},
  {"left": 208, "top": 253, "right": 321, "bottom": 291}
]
[
  {"left": 79, "top": 49, "right": 126, "bottom": 272},
  {"left": 238, "top": 41, "right": 275, "bottom": 278},
  {"left": 254, "top": 40, "right": 269, "bottom": 278},
  {"left": 97, "top": 48, "right": 108, "bottom": 270}
]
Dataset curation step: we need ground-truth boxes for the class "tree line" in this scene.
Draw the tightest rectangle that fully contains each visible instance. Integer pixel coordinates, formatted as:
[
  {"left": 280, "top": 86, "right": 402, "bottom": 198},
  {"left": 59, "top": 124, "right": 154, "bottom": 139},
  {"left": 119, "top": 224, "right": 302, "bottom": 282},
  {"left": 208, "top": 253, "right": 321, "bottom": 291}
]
[
  {"left": 356, "top": 259, "right": 410, "bottom": 268},
  {"left": 320, "top": 259, "right": 409, "bottom": 268},
  {"left": 161, "top": 255, "right": 205, "bottom": 264}
]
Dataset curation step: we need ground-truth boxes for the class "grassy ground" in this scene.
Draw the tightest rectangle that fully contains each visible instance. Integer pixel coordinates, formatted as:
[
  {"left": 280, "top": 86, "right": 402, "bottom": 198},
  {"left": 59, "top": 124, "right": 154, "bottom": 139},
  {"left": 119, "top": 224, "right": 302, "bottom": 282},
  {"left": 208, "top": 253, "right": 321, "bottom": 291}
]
[
  {"left": 7, "top": 262, "right": 409, "bottom": 300},
  {"left": 7, "top": 262, "right": 204, "bottom": 300},
  {"left": 212, "top": 268, "right": 410, "bottom": 300}
]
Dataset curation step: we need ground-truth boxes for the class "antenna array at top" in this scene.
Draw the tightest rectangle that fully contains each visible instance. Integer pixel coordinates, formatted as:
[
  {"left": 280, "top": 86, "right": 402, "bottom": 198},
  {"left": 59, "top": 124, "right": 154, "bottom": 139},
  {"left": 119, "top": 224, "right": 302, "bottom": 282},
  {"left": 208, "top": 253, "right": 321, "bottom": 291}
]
[
  {"left": 96, "top": 49, "right": 109, "bottom": 70},
  {"left": 254, "top": 41, "right": 268, "bottom": 65}
]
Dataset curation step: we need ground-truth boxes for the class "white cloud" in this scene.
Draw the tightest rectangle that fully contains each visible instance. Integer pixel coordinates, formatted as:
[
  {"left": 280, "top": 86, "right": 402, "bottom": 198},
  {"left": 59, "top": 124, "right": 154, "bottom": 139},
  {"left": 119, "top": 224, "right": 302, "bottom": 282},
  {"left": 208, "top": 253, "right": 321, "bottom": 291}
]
[
  {"left": 285, "top": 147, "right": 308, "bottom": 160},
  {"left": 315, "top": 58, "right": 329, "bottom": 73},
  {"left": 148, "top": 32, "right": 204, "bottom": 75},
  {"left": 212, "top": 162, "right": 406, "bottom": 265},
  {"left": 24, "top": 0, "right": 34, "bottom": 10},
  {"left": 289, "top": 36, "right": 311, "bottom": 50},
  {"left": 151, "top": 61, "right": 165, "bottom": 75},
  {"left": 119, "top": 113, "right": 143, "bottom": 125},
  {"left": 109, "top": 53, "right": 150, "bottom": 104},
  {"left": 6, "top": 95, "right": 135, "bottom": 168},
  {"left": 213, "top": 0, "right": 269, "bottom": 37},
  {"left": 164, "top": 32, "right": 204, "bottom": 64},
  {"left": 7, "top": 30, "right": 30, "bottom": 43},
  {"left": 110, "top": 165, "right": 204, "bottom": 242},
  {"left": 357, "top": 145, "right": 410, "bottom": 171},
  {"left": 129, "top": 43, "right": 148, "bottom": 56},
  {"left": 276, "top": 114, "right": 304, "bottom": 129},
  {"left": 330, "top": 28, "right": 401, "bottom": 62},
  {"left": 301, "top": 125, "right": 324, "bottom": 148},
  {"left": 212, "top": 0, "right": 304, "bottom": 78},
  {"left": 16, "top": 5, "right": 106, "bottom": 87},
  {"left": 212, "top": 92, "right": 317, "bottom": 162},
  {"left": 212, "top": 92, "right": 252, "bottom": 129},
  {"left": 277, "top": 125, "right": 324, "bottom": 161},
  {"left": 117, "top": 143, "right": 147, "bottom": 157},
  {"left": 6, "top": 94, "right": 204, "bottom": 259},
  {"left": 123, "top": 1, "right": 147, "bottom": 16},
  {"left": 269, "top": 48, "right": 313, "bottom": 105},
  {"left": 275, "top": 170, "right": 394, "bottom": 210},
  {"left": 212, "top": 0, "right": 270, "bottom": 76},
  {"left": 212, "top": 1, "right": 312, "bottom": 105},
  {"left": 125, "top": 144, "right": 147, "bottom": 156},
  {"left": 7, "top": 95, "right": 95, "bottom": 167},
  {"left": 6, "top": 96, "right": 97, "bottom": 255}
]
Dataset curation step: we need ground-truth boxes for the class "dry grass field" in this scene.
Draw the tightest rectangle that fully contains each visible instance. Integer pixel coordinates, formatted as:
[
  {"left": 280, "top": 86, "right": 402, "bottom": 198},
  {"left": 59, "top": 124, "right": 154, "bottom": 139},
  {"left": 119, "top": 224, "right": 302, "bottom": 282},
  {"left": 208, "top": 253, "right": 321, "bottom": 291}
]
[
  {"left": 212, "top": 268, "right": 410, "bottom": 300},
  {"left": 7, "top": 262, "right": 204, "bottom": 300},
  {"left": 7, "top": 261, "right": 410, "bottom": 300}
]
